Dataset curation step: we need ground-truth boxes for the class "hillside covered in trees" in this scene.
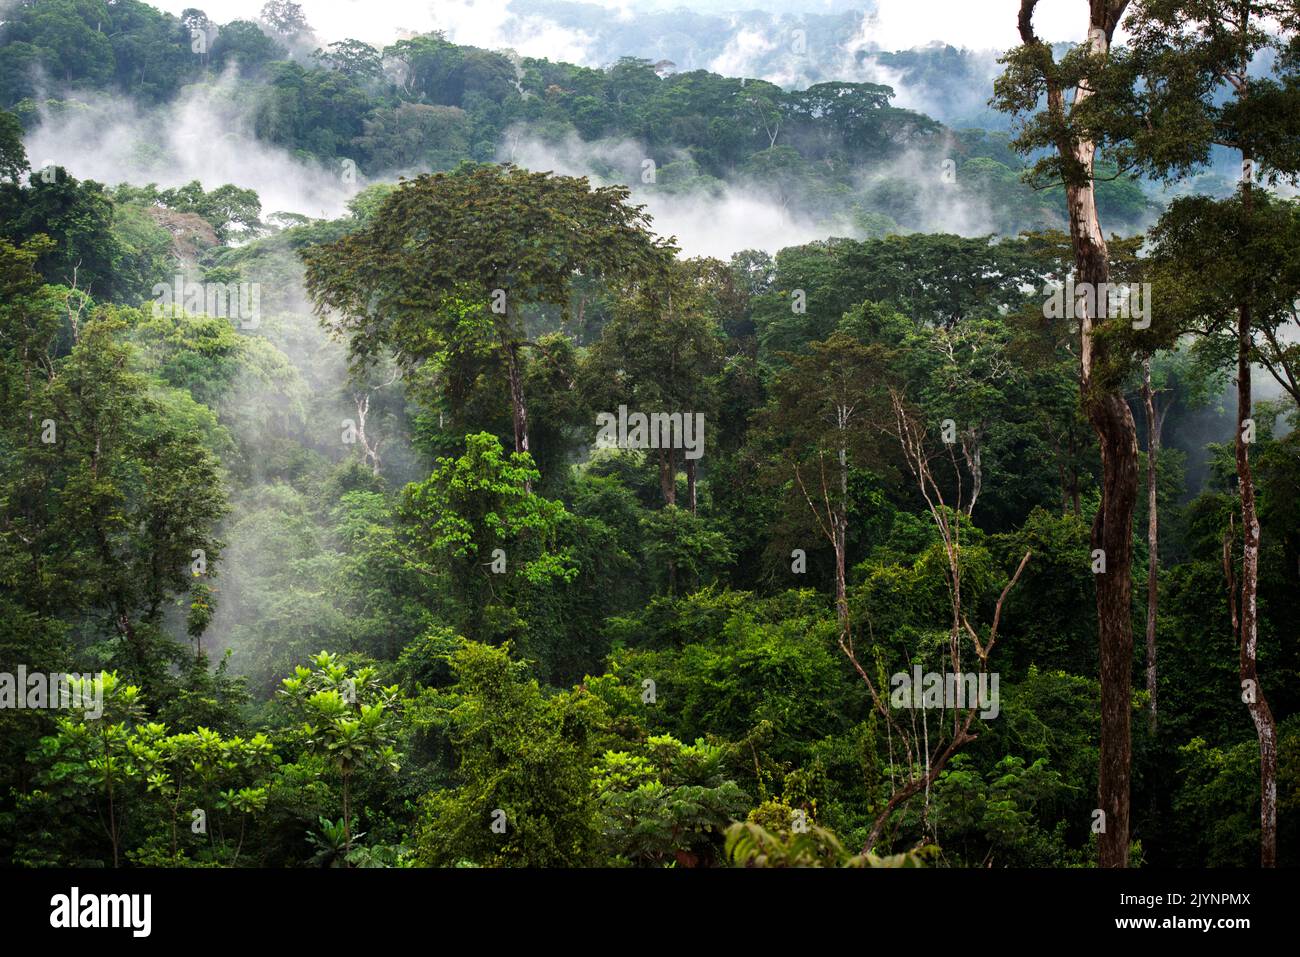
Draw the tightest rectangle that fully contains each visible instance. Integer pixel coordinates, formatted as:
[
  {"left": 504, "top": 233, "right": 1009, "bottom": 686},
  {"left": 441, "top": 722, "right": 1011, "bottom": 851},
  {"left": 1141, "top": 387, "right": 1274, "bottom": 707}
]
[{"left": 0, "top": 0, "right": 1298, "bottom": 875}]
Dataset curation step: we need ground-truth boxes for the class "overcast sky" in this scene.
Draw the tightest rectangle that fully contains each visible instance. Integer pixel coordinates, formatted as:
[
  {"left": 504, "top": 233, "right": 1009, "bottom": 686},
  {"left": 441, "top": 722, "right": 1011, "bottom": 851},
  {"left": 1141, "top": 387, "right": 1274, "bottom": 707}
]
[{"left": 150, "top": 0, "right": 1095, "bottom": 58}]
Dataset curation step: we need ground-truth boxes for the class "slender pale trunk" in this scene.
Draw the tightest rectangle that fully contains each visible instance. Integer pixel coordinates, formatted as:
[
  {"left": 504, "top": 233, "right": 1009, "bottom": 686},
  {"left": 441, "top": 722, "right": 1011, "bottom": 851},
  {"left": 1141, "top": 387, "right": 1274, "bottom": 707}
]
[
  {"left": 835, "top": 442, "right": 849, "bottom": 637},
  {"left": 499, "top": 317, "right": 531, "bottom": 491},
  {"left": 833, "top": 520, "right": 847, "bottom": 636},
  {"left": 959, "top": 432, "right": 982, "bottom": 516},
  {"left": 1235, "top": 166, "right": 1278, "bottom": 867},
  {"left": 1142, "top": 358, "right": 1159, "bottom": 733}
]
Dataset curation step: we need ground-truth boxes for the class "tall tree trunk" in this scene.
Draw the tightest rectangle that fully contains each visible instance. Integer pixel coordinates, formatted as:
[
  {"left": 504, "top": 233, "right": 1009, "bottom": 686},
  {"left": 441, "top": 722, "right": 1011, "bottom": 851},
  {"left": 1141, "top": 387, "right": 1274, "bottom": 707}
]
[
  {"left": 503, "top": 342, "right": 529, "bottom": 455},
  {"left": 1142, "top": 358, "right": 1159, "bottom": 733},
  {"left": 835, "top": 442, "right": 849, "bottom": 637},
  {"left": 833, "top": 513, "right": 848, "bottom": 637},
  {"left": 499, "top": 326, "right": 531, "bottom": 491},
  {"left": 1071, "top": 158, "right": 1138, "bottom": 869},
  {"left": 1087, "top": 385, "right": 1139, "bottom": 869},
  {"left": 1024, "top": 0, "right": 1139, "bottom": 868},
  {"left": 1235, "top": 169, "right": 1278, "bottom": 867},
  {"left": 354, "top": 392, "right": 382, "bottom": 476},
  {"left": 795, "top": 457, "right": 850, "bottom": 640},
  {"left": 686, "top": 458, "right": 697, "bottom": 515}
]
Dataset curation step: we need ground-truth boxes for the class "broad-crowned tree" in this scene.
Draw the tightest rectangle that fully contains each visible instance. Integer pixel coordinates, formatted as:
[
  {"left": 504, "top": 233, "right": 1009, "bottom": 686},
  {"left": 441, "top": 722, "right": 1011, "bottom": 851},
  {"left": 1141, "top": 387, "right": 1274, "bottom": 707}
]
[
  {"left": 303, "top": 164, "right": 673, "bottom": 487},
  {"left": 995, "top": 0, "right": 1142, "bottom": 867}
]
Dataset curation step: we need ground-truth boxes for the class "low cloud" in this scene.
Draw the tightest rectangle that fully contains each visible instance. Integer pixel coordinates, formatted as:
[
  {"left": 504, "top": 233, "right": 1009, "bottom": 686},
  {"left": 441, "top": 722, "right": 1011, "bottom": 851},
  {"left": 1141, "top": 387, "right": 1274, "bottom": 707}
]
[
  {"left": 497, "top": 124, "right": 1001, "bottom": 255},
  {"left": 498, "top": 124, "right": 859, "bottom": 255},
  {"left": 24, "top": 74, "right": 362, "bottom": 221}
]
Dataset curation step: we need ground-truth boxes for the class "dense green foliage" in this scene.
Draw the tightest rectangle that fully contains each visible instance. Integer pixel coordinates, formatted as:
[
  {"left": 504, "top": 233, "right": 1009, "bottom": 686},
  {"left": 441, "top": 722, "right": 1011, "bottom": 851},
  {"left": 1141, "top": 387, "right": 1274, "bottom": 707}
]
[
  {"left": 0, "top": 0, "right": 1157, "bottom": 238},
  {"left": 1, "top": 0, "right": 1297, "bottom": 869}
]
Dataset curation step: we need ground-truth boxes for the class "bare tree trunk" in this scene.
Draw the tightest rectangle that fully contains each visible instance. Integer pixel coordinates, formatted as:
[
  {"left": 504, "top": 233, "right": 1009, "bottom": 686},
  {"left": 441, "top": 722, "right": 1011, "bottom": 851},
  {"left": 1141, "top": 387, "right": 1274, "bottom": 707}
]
[
  {"left": 959, "top": 430, "right": 983, "bottom": 516},
  {"left": 686, "top": 457, "right": 697, "bottom": 515},
  {"left": 851, "top": 393, "right": 1030, "bottom": 853},
  {"left": 500, "top": 327, "right": 532, "bottom": 491},
  {"left": 503, "top": 343, "right": 529, "bottom": 455},
  {"left": 1087, "top": 344, "right": 1139, "bottom": 872},
  {"left": 793, "top": 455, "right": 848, "bottom": 638},
  {"left": 1021, "top": 0, "right": 1138, "bottom": 868},
  {"left": 833, "top": 515, "right": 848, "bottom": 636},
  {"left": 1142, "top": 358, "right": 1159, "bottom": 733},
  {"left": 862, "top": 733, "right": 968, "bottom": 851},
  {"left": 1233, "top": 174, "right": 1278, "bottom": 865},
  {"left": 353, "top": 392, "right": 382, "bottom": 476},
  {"left": 835, "top": 442, "right": 849, "bottom": 636}
]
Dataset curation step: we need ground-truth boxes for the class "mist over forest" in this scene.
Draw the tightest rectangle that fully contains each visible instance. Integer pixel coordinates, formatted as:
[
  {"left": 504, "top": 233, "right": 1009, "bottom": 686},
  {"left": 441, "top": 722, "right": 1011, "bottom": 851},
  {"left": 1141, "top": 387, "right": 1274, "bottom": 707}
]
[{"left": 1, "top": 0, "right": 1298, "bottom": 902}]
